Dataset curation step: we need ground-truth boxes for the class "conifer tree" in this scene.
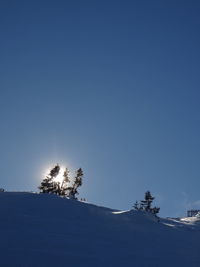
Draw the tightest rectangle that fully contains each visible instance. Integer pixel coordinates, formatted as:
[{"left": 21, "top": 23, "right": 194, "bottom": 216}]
[
  {"left": 74, "top": 168, "right": 83, "bottom": 188},
  {"left": 133, "top": 191, "right": 160, "bottom": 216},
  {"left": 39, "top": 164, "right": 60, "bottom": 193},
  {"left": 39, "top": 165, "right": 84, "bottom": 200},
  {"left": 68, "top": 168, "right": 83, "bottom": 199},
  {"left": 143, "top": 191, "right": 155, "bottom": 212},
  {"left": 60, "top": 168, "right": 70, "bottom": 196},
  {"left": 49, "top": 164, "right": 60, "bottom": 178}
]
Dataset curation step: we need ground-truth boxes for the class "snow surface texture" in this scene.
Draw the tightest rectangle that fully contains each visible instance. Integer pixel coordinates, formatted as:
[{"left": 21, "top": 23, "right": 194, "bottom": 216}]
[{"left": 0, "top": 192, "right": 200, "bottom": 267}]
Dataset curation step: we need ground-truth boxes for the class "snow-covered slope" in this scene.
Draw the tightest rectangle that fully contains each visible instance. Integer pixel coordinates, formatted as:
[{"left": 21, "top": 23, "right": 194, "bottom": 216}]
[{"left": 0, "top": 192, "right": 200, "bottom": 267}]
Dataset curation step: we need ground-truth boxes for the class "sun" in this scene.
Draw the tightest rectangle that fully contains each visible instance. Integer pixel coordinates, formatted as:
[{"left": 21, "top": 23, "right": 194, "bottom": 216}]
[
  {"left": 53, "top": 166, "right": 65, "bottom": 184},
  {"left": 44, "top": 165, "right": 66, "bottom": 184}
]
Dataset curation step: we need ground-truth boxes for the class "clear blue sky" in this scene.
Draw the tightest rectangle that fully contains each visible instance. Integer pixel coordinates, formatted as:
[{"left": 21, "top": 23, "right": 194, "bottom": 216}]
[{"left": 1, "top": 0, "right": 200, "bottom": 217}]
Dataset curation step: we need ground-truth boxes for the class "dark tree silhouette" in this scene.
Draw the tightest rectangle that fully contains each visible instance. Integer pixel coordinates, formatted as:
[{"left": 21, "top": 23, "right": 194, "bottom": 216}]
[
  {"left": 39, "top": 164, "right": 60, "bottom": 194},
  {"left": 133, "top": 191, "right": 160, "bottom": 216},
  {"left": 141, "top": 191, "right": 155, "bottom": 212},
  {"left": 39, "top": 165, "right": 84, "bottom": 200},
  {"left": 49, "top": 164, "right": 60, "bottom": 178},
  {"left": 68, "top": 168, "right": 83, "bottom": 199},
  {"left": 60, "top": 168, "right": 70, "bottom": 196}
]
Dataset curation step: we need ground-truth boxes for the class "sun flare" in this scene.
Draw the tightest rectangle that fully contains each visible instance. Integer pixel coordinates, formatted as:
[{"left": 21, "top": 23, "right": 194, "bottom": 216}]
[
  {"left": 53, "top": 167, "right": 65, "bottom": 184},
  {"left": 44, "top": 166, "right": 66, "bottom": 184}
]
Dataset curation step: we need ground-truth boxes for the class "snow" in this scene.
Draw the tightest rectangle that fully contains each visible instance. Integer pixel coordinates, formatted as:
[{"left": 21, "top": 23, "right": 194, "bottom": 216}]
[{"left": 0, "top": 192, "right": 200, "bottom": 266}]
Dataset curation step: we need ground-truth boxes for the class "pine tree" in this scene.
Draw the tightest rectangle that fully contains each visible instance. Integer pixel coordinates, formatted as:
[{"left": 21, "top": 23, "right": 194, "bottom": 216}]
[
  {"left": 49, "top": 164, "right": 60, "bottom": 178},
  {"left": 68, "top": 168, "right": 83, "bottom": 199},
  {"left": 39, "top": 165, "right": 84, "bottom": 200},
  {"left": 144, "top": 191, "right": 154, "bottom": 212},
  {"left": 133, "top": 191, "right": 160, "bottom": 216},
  {"left": 39, "top": 164, "right": 60, "bottom": 193},
  {"left": 74, "top": 168, "right": 83, "bottom": 188},
  {"left": 60, "top": 168, "right": 70, "bottom": 196}
]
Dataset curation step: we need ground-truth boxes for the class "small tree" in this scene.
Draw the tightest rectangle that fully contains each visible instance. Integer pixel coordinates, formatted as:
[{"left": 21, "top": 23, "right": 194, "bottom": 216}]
[
  {"left": 142, "top": 191, "right": 155, "bottom": 212},
  {"left": 39, "top": 164, "right": 60, "bottom": 194},
  {"left": 39, "top": 165, "right": 84, "bottom": 200},
  {"left": 60, "top": 168, "right": 70, "bottom": 196},
  {"left": 133, "top": 191, "right": 160, "bottom": 216},
  {"left": 49, "top": 164, "right": 60, "bottom": 178},
  {"left": 68, "top": 168, "right": 83, "bottom": 199}
]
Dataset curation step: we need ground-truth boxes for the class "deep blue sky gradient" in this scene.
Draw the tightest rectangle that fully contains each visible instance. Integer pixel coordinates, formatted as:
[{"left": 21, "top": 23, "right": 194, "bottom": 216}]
[{"left": 1, "top": 0, "right": 200, "bottom": 216}]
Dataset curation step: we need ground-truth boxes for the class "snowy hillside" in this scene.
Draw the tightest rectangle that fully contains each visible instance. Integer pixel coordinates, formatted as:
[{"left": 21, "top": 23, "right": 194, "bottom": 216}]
[{"left": 0, "top": 192, "right": 200, "bottom": 267}]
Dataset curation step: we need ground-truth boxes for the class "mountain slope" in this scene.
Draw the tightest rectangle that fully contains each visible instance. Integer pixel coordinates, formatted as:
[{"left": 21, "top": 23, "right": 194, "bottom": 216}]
[{"left": 0, "top": 192, "right": 199, "bottom": 267}]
